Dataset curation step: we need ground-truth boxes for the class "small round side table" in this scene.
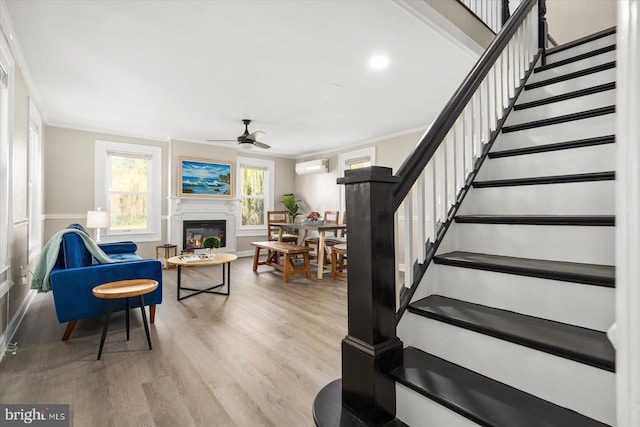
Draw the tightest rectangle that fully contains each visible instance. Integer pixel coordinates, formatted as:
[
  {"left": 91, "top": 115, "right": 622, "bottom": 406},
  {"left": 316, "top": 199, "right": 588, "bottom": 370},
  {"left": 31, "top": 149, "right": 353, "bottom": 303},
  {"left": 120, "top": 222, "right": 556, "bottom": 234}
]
[
  {"left": 92, "top": 279, "right": 158, "bottom": 360},
  {"left": 156, "top": 244, "right": 178, "bottom": 269}
]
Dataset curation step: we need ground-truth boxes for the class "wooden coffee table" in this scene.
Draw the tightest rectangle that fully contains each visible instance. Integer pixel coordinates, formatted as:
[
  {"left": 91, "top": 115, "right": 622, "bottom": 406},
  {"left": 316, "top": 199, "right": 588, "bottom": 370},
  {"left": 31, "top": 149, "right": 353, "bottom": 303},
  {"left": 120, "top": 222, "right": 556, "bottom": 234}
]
[{"left": 167, "top": 253, "right": 238, "bottom": 301}]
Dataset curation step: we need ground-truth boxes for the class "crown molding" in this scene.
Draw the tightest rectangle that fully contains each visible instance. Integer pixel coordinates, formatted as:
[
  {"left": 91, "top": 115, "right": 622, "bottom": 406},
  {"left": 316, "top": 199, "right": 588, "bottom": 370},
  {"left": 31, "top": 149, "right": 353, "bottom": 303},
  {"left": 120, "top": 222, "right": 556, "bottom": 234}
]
[
  {"left": 393, "top": 0, "right": 485, "bottom": 58},
  {"left": 0, "top": 0, "right": 47, "bottom": 123}
]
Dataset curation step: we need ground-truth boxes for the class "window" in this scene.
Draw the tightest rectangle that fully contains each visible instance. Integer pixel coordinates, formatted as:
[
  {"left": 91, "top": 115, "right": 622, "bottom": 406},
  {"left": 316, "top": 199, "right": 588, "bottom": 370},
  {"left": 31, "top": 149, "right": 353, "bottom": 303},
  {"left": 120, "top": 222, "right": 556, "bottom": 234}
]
[
  {"left": 338, "top": 147, "right": 376, "bottom": 213},
  {"left": 236, "top": 156, "right": 274, "bottom": 236},
  {"left": 0, "top": 32, "right": 14, "bottom": 289},
  {"left": 95, "top": 141, "right": 162, "bottom": 242},
  {"left": 27, "top": 98, "right": 42, "bottom": 262}
]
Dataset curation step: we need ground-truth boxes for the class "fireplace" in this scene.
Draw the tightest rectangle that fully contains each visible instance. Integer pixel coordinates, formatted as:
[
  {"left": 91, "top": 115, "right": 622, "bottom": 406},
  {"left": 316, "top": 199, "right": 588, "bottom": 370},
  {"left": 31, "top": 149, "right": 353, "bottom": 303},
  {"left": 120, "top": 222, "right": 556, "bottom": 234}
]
[{"left": 183, "top": 220, "right": 226, "bottom": 250}]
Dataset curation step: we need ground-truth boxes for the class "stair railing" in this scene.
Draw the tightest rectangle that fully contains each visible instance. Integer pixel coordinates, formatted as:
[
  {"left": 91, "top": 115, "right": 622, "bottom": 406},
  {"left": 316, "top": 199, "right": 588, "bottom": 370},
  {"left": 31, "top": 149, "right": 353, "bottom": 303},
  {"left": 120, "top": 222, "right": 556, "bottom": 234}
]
[
  {"left": 314, "top": 1, "right": 546, "bottom": 426},
  {"left": 394, "top": 0, "right": 542, "bottom": 320},
  {"left": 459, "top": 0, "right": 511, "bottom": 33}
]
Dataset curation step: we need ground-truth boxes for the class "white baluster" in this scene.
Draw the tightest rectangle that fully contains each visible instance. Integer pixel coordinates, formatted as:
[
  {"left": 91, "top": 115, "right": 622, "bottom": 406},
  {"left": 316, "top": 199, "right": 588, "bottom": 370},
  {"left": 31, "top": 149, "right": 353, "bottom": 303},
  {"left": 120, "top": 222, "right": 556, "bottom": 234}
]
[
  {"left": 436, "top": 145, "right": 447, "bottom": 225},
  {"left": 502, "top": 50, "right": 509, "bottom": 109},
  {"left": 471, "top": 91, "right": 483, "bottom": 157},
  {"left": 461, "top": 108, "right": 471, "bottom": 189},
  {"left": 417, "top": 172, "right": 426, "bottom": 261},
  {"left": 446, "top": 132, "right": 456, "bottom": 210},
  {"left": 404, "top": 189, "right": 414, "bottom": 289},
  {"left": 427, "top": 161, "right": 437, "bottom": 241},
  {"left": 456, "top": 117, "right": 467, "bottom": 191}
]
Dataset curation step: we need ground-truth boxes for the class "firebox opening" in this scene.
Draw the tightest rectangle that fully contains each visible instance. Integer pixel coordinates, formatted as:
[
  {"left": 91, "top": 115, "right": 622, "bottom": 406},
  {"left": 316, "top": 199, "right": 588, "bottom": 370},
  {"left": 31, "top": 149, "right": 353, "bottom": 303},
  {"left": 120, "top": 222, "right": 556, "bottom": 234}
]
[{"left": 183, "top": 220, "right": 226, "bottom": 250}]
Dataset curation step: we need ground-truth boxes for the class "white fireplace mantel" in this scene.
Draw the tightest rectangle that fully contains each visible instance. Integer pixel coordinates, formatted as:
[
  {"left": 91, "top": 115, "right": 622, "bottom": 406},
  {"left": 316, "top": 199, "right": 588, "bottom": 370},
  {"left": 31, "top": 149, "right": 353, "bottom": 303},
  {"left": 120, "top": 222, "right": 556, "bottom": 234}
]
[{"left": 168, "top": 196, "right": 238, "bottom": 253}]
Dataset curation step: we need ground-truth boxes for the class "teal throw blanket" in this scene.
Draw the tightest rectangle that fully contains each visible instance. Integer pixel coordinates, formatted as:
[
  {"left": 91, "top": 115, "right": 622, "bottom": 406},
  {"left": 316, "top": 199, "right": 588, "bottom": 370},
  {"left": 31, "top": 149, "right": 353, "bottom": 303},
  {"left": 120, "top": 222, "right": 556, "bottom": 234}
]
[{"left": 31, "top": 229, "right": 115, "bottom": 293}]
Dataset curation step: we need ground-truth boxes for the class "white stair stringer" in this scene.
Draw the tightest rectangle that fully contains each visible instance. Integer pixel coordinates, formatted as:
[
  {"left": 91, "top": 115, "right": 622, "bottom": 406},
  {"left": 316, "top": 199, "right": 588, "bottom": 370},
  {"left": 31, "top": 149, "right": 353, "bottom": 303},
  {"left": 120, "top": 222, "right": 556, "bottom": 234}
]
[
  {"left": 397, "top": 314, "right": 615, "bottom": 425},
  {"left": 459, "top": 180, "right": 615, "bottom": 216},
  {"left": 545, "top": 33, "right": 616, "bottom": 64},
  {"left": 506, "top": 90, "right": 615, "bottom": 125},
  {"left": 492, "top": 113, "right": 615, "bottom": 152},
  {"left": 408, "top": 263, "right": 614, "bottom": 331},
  {"left": 478, "top": 141, "right": 615, "bottom": 180},
  {"left": 442, "top": 222, "right": 614, "bottom": 265}
]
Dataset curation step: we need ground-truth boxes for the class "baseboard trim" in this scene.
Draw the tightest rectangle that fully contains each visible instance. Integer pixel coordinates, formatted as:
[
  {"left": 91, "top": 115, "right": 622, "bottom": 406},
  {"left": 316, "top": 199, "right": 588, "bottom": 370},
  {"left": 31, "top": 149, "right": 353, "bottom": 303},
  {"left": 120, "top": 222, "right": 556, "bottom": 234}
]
[
  {"left": 0, "top": 289, "right": 36, "bottom": 364},
  {"left": 236, "top": 250, "right": 255, "bottom": 258}
]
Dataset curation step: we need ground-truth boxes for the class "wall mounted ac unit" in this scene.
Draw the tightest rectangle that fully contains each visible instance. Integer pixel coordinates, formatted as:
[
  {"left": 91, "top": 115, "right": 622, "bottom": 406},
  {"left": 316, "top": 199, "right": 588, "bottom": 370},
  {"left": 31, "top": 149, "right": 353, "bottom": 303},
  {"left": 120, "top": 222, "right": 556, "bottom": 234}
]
[{"left": 295, "top": 159, "right": 329, "bottom": 175}]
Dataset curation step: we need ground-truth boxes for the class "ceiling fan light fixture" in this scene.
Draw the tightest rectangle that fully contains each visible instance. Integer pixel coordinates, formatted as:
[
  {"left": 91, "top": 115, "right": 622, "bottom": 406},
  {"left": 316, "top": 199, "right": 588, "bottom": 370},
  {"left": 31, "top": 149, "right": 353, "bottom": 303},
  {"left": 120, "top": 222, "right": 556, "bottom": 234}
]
[{"left": 238, "top": 141, "right": 254, "bottom": 149}]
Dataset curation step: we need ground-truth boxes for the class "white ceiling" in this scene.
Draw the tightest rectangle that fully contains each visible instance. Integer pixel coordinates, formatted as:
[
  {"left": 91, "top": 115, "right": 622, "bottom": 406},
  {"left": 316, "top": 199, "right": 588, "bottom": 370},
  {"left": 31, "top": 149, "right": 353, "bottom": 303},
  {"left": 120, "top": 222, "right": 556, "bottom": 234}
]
[{"left": 3, "top": 0, "right": 480, "bottom": 158}]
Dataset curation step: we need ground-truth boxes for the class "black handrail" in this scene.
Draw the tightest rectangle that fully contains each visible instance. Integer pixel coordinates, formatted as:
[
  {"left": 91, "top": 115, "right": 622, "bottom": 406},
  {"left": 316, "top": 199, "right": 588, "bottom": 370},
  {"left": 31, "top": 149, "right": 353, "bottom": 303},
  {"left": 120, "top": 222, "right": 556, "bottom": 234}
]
[{"left": 392, "top": 0, "right": 539, "bottom": 212}]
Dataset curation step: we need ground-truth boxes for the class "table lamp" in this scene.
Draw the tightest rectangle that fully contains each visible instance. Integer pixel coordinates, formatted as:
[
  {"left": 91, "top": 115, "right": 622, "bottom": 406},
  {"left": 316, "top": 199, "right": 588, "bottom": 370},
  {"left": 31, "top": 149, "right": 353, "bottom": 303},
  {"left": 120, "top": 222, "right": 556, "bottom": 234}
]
[{"left": 86, "top": 208, "right": 110, "bottom": 242}]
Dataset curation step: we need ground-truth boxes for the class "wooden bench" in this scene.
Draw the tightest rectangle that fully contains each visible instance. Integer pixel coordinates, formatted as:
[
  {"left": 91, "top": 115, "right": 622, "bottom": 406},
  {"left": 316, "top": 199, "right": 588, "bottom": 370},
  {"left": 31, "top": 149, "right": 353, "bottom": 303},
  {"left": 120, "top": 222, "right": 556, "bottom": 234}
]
[{"left": 251, "top": 241, "right": 313, "bottom": 283}]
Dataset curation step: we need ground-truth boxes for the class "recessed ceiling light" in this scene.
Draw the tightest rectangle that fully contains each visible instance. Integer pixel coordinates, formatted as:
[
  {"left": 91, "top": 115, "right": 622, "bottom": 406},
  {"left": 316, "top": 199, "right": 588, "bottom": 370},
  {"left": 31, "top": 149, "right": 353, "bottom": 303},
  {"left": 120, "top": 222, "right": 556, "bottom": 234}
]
[{"left": 369, "top": 54, "right": 389, "bottom": 69}]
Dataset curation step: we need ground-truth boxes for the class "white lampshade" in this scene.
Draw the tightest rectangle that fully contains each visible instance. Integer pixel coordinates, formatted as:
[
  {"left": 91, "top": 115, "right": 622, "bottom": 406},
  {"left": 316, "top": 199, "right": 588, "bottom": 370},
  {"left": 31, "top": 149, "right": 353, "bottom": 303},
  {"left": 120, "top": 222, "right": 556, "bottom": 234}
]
[
  {"left": 86, "top": 210, "right": 110, "bottom": 228},
  {"left": 87, "top": 209, "right": 110, "bottom": 242}
]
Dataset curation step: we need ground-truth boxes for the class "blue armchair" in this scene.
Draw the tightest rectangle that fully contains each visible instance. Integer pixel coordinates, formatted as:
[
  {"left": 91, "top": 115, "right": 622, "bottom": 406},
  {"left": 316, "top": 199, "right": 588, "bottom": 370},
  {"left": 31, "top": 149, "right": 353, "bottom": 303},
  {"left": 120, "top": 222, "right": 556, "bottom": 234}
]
[{"left": 49, "top": 225, "right": 163, "bottom": 340}]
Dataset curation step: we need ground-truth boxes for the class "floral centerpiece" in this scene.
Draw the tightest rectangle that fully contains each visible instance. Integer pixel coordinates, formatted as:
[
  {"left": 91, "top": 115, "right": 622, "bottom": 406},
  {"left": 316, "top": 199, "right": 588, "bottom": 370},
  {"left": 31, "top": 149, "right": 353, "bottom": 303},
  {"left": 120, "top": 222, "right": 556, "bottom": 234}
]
[{"left": 303, "top": 211, "right": 325, "bottom": 225}]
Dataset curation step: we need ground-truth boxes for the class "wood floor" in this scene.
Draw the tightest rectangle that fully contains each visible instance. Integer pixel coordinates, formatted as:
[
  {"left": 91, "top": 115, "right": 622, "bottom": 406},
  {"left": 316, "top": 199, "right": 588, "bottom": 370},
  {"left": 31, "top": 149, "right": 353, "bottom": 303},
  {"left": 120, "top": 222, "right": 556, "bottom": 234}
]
[{"left": 0, "top": 257, "right": 347, "bottom": 426}]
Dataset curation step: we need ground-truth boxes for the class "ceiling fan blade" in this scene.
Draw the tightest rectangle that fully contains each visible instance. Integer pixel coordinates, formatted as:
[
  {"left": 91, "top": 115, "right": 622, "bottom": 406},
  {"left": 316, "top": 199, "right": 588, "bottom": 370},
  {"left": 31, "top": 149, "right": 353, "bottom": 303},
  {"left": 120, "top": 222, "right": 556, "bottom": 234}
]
[
  {"left": 254, "top": 141, "right": 271, "bottom": 149},
  {"left": 249, "top": 131, "right": 266, "bottom": 140}
]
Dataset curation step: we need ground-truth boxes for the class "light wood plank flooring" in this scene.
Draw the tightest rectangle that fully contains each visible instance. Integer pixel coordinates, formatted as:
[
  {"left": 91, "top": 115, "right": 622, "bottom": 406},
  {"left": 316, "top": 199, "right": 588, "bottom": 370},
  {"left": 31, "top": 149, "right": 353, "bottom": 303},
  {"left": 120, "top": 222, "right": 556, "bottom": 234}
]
[{"left": 0, "top": 257, "right": 347, "bottom": 426}]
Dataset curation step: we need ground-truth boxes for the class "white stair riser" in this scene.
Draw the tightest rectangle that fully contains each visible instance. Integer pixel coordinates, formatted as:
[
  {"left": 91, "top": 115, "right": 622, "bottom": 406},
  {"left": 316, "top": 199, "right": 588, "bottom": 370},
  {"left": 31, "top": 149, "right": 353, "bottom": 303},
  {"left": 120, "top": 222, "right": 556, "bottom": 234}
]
[
  {"left": 529, "top": 49, "right": 616, "bottom": 84},
  {"left": 459, "top": 181, "right": 616, "bottom": 215},
  {"left": 420, "top": 264, "right": 615, "bottom": 331},
  {"left": 396, "top": 383, "right": 479, "bottom": 427},
  {"left": 444, "top": 222, "right": 614, "bottom": 265},
  {"left": 507, "top": 90, "right": 615, "bottom": 125},
  {"left": 493, "top": 113, "right": 615, "bottom": 151},
  {"left": 397, "top": 316, "right": 615, "bottom": 425},
  {"left": 478, "top": 144, "right": 615, "bottom": 180},
  {"left": 518, "top": 68, "right": 616, "bottom": 104},
  {"left": 546, "top": 33, "right": 617, "bottom": 64}
]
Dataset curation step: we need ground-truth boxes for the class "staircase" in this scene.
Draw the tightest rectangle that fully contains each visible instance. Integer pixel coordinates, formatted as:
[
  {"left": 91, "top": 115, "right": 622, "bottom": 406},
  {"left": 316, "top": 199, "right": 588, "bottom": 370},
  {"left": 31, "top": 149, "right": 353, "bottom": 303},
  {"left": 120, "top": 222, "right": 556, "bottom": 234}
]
[{"left": 393, "top": 28, "right": 616, "bottom": 426}]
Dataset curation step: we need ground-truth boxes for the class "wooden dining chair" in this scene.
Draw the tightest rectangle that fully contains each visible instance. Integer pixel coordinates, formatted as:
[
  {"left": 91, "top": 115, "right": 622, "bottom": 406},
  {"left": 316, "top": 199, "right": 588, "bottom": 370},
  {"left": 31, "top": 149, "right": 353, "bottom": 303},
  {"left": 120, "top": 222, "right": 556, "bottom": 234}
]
[
  {"left": 267, "top": 211, "right": 298, "bottom": 244},
  {"left": 304, "top": 210, "right": 341, "bottom": 263},
  {"left": 331, "top": 242, "right": 347, "bottom": 279}
]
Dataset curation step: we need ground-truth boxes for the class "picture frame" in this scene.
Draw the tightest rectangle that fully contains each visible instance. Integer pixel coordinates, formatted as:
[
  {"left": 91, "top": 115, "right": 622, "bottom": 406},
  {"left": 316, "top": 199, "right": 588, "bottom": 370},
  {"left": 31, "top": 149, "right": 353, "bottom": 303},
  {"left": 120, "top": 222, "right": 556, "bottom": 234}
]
[{"left": 178, "top": 157, "right": 233, "bottom": 198}]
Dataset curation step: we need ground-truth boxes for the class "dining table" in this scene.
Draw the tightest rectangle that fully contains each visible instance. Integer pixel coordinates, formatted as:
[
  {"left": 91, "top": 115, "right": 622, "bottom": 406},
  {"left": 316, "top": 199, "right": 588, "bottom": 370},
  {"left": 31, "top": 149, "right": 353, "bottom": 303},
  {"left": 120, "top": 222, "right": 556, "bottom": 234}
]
[{"left": 272, "top": 222, "right": 346, "bottom": 280}]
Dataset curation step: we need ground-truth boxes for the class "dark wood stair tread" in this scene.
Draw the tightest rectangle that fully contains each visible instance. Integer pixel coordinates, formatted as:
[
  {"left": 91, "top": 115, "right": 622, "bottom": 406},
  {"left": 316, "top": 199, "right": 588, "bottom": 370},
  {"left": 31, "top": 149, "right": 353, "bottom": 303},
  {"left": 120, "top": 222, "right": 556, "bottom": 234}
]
[
  {"left": 546, "top": 27, "right": 616, "bottom": 57},
  {"left": 535, "top": 45, "right": 616, "bottom": 73},
  {"left": 502, "top": 106, "right": 615, "bottom": 133},
  {"left": 454, "top": 215, "right": 615, "bottom": 226},
  {"left": 489, "top": 135, "right": 615, "bottom": 158},
  {"left": 433, "top": 251, "right": 614, "bottom": 287},
  {"left": 391, "top": 347, "right": 610, "bottom": 427},
  {"left": 473, "top": 171, "right": 615, "bottom": 188},
  {"left": 408, "top": 295, "right": 615, "bottom": 371},
  {"left": 514, "top": 82, "right": 615, "bottom": 110},
  {"left": 524, "top": 62, "right": 615, "bottom": 90}
]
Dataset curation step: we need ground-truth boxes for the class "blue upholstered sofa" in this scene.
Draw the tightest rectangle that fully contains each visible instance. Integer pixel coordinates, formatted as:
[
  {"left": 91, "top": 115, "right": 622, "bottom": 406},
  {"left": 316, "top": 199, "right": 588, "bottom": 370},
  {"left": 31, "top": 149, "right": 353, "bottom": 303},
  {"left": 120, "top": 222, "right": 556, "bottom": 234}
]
[{"left": 49, "top": 225, "right": 163, "bottom": 340}]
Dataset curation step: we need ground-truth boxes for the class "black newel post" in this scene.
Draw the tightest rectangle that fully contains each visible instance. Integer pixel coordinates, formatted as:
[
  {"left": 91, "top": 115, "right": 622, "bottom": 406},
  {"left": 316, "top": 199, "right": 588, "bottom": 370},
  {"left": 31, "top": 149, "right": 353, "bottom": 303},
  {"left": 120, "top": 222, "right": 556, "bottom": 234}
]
[
  {"left": 313, "top": 167, "right": 404, "bottom": 426},
  {"left": 501, "top": 0, "right": 511, "bottom": 27},
  {"left": 538, "top": 0, "right": 548, "bottom": 65}
]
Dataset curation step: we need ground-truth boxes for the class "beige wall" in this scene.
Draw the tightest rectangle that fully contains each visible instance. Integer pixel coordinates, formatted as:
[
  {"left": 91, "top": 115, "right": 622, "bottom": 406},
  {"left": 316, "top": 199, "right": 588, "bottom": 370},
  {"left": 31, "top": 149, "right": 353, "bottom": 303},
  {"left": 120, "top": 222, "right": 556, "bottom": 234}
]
[
  {"left": 44, "top": 126, "right": 168, "bottom": 259},
  {"left": 293, "top": 131, "right": 423, "bottom": 216},
  {"left": 546, "top": 0, "right": 617, "bottom": 45},
  {"left": 3, "top": 53, "right": 36, "bottom": 344},
  {"left": 168, "top": 140, "right": 296, "bottom": 252}
]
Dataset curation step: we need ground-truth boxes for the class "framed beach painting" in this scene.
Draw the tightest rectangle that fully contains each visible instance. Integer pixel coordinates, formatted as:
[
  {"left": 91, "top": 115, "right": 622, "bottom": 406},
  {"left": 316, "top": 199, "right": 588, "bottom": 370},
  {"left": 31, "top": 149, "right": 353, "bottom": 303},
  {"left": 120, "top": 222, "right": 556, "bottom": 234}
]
[{"left": 178, "top": 157, "right": 233, "bottom": 198}]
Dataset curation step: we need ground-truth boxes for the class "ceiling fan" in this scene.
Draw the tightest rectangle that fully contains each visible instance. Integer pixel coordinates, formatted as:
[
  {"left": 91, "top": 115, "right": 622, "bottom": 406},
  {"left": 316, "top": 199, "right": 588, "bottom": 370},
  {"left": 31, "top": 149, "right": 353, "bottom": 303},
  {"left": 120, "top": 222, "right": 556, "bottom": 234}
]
[{"left": 207, "top": 119, "right": 271, "bottom": 150}]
